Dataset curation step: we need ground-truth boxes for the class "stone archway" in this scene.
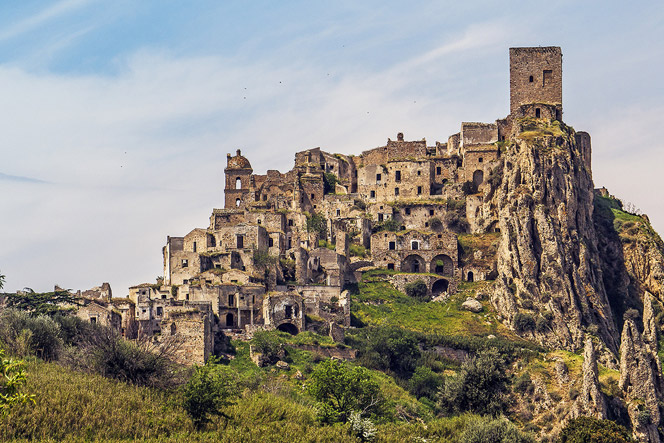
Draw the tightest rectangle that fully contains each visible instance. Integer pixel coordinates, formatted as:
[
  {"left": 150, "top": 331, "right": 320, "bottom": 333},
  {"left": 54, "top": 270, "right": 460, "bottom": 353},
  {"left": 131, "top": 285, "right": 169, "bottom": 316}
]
[
  {"left": 473, "top": 169, "right": 484, "bottom": 187},
  {"left": 431, "top": 254, "right": 454, "bottom": 277},
  {"left": 277, "top": 323, "right": 299, "bottom": 335},
  {"left": 431, "top": 279, "right": 449, "bottom": 297},
  {"left": 401, "top": 254, "right": 425, "bottom": 273},
  {"left": 467, "top": 271, "right": 474, "bottom": 282}
]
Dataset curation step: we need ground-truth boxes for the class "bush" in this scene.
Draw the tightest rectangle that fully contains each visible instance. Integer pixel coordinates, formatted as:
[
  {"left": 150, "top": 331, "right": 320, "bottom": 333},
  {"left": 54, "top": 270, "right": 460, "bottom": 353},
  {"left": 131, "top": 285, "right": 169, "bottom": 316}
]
[
  {"left": 0, "top": 309, "right": 63, "bottom": 361},
  {"left": 460, "top": 416, "right": 535, "bottom": 443},
  {"left": 350, "top": 244, "right": 367, "bottom": 258},
  {"left": 306, "top": 212, "right": 327, "bottom": 238},
  {"left": 558, "top": 416, "right": 634, "bottom": 442},
  {"left": 438, "top": 348, "right": 510, "bottom": 416},
  {"left": 183, "top": 358, "right": 238, "bottom": 430},
  {"left": 372, "top": 218, "right": 402, "bottom": 233},
  {"left": 409, "top": 366, "right": 442, "bottom": 400},
  {"left": 307, "top": 359, "right": 382, "bottom": 423},
  {"left": 405, "top": 280, "right": 429, "bottom": 302},
  {"left": 429, "top": 216, "right": 444, "bottom": 232},
  {"left": 513, "top": 372, "right": 534, "bottom": 395},
  {"left": 349, "top": 326, "right": 421, "bottom": 379},
  {"left": 65, "top": 326, "right": 183, "bottom": 388},
  {"left": 251, "top": 330, "right": 284, "bottom": 364},
  {"left": 535, "top": 316, "right": 550, "bottom": 333},
  {"left": 0, "top": 348, "right": 35, "bottom": 416},
  {"left": 323, "top": 172, "right": 338, "bottom": 194},
  {"left": 513, "top": 313, "right": 535, "bottom": 332},
  {"left": 348, "top": 410, "right": 377, "bottom": 442}
]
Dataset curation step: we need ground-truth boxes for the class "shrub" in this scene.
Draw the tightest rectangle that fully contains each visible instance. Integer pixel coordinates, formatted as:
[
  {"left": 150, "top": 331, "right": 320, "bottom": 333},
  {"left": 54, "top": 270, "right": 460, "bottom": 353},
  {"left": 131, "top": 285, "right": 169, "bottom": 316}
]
[
  {"left": 460, "top": 416, "right": 535, "bottom": 443},
  {"left": 558, "top": 416, "right": 634, "bottom": 442},
  {"left": 0, "top": 309, "right": 63, "bottom": 361},
  {"left": 409, "top": 366, "right": 442, "bottom": 400},
  {"left": 372, "top": 218, "right": 402, "bottom": 233},
  {"left": 65, "top": 326, "right": 183, "bottom": 388},
  {"left": 535, "top": 316, "right": 550, "bottom": 333},
  {"left": 513, "top": 313, "right": 535, "bottom": 332},
  {"left": 513, "top": 372, "right": 534, "bottom": 395},
  {"left": 350, "top": 244, "right": 367, "bottom": 258},
  {"left": 349, "top": 326, "right": 421, "bottom": 379},
  {"left": 429, "top": 216, "right": 444, "bottom": 231},
  {"left": 438, "top": 348, "right": 510, "bottom": 416},
  {"left": 404, "top": 280, "right": 429, "bottom": 302},
  {"left": 0, "top": 348, "right": 35, "bottom": 416},
  {"left": 251, "top": 330, "right": 284, "bottom": 364},
  {"left": 323, "top": 172, "right": 338, "bottom": 194},
  {"left": 348, "top": 410, "right": 377, "bottom": 442},
  {"left": 306, "top": 212, "right": 327, "bottom": 238},
  {"left": 307, "top": 359, "right": 382, "bottom": 423},
  {"left": 183, "top": 358, "right": 238, "bottom": 430}
]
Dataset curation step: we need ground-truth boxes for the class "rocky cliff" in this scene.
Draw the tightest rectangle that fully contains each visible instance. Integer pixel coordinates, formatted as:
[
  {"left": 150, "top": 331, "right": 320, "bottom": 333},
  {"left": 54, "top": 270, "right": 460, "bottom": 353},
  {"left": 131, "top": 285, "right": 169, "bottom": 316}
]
[{"left": 490, "top": 118, "right": 619, "bottom": 354}]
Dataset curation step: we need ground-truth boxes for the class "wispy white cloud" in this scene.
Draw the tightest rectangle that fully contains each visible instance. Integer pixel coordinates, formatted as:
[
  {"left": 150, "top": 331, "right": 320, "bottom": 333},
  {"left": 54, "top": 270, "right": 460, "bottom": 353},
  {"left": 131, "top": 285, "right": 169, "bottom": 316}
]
[{"left": 0, "top": 0, "right": 94, "bottom": 42}]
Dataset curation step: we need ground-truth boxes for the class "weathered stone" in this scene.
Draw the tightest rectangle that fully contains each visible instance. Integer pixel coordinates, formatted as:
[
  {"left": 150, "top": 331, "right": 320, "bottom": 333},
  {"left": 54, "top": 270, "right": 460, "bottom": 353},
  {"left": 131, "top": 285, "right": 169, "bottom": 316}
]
[
  {"left": 275, "top": 360, "right": 290, "bottom": 370},
  {"left": 571, "top": 338, "right": 606, "bottom": 419},
  {"left": 461, "top": 297, "right": 483, "bottom": 313}
]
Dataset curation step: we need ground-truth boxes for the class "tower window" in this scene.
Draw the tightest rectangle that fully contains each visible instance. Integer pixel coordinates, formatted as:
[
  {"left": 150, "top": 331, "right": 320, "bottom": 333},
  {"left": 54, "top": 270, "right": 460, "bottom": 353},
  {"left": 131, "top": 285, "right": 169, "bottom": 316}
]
[
  {"left": 395, "top": 171, "right": 401, "bottom": 182},
  {"left": 429, "top": 209, "right": 434, "bottom": 216},
  {"left": 376, "top": 173, "right": 381, "bottom": 182},
  {"left": 417, "top": 186, "right": 422, "bottom": 195},
  {"left": 394, "top": 187, "right": 399, "bottom": 196},
  {"left": 535, "top": 108, "right": 541, "bottom": 118},
  {"left": 235, "top": 198, "right": 241, "bottom": 207},
  {"left": 268, "top": 238, "right": 274, "bottom": 247},
  {"left": 193, "top": 241, "right": 197, "bottom": 252},
  {"left": 417, "top": 170, "right": 421, "bottom": 176},
  {"left": 405, "top": 208, "right": 411, "bottom": 215},
  {"left": 370, "top": 190, "right": 375, "bottom": 198},
  {"left": 236, "top": 235, "right": 244, "bottom": 249},
  {"left": 478, "top": 157, "right": 483, "bottom": 163},
  {"left": 436, "top": 166, "right": 441, "bottom": 175},
  {"left": 311, "top": 193, "right": 315, "bottom": 200},
  {"left": 378, "top": 214, "right": 384, "bottom": 222},
  {"left": 529, "top": 75, "right": 534, "bottom": 83},
  {"left": 543, "top": 69, "right": 552, "bottom": 86},
  {"left": 389, "top": 241, "right": 395, "bottom": 250}
]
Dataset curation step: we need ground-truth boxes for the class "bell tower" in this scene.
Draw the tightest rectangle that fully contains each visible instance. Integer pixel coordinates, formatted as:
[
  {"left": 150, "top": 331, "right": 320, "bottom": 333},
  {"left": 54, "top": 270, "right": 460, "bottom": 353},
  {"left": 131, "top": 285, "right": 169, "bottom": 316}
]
[{"left": 224, "top": 149, "right": 253, "bottom": 209}]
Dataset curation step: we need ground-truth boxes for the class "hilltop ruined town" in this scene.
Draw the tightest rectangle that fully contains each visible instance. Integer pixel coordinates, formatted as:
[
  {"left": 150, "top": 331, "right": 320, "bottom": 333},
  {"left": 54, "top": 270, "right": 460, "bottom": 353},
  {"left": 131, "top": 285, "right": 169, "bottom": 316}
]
[{"left": 72, "top": 47, "right": 588, "bottom": 365}]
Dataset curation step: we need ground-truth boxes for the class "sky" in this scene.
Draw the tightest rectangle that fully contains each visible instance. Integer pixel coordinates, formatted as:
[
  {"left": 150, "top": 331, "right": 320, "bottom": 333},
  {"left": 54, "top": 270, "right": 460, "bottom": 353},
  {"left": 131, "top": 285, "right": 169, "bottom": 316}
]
[{"left": 1, "top": 1, "right": 663, "bottom": 295}]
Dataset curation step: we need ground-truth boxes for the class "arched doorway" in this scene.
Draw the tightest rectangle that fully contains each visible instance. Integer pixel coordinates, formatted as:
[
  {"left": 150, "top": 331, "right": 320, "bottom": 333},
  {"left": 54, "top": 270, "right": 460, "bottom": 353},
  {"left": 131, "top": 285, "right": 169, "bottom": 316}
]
[
  {"left": 431, "top": 254, "right": 454, "bottom": 277},
  {"left": 473, "top": 170, "right": 484, "bottom": 187},
  {"left": 277, "top": 323, "right": 299, "bottom": 335},
  {"left": 431, "top": 279, "right": 449, "bottom": 297},
  {"left": 467, "top": 271, "right": 474, "bottom": 282},
  {"left": 401, "top": 254, "right": 425, "bottom": 273},
  {"left": 226, "top": 313, "right": 235, "bottom": 328}
]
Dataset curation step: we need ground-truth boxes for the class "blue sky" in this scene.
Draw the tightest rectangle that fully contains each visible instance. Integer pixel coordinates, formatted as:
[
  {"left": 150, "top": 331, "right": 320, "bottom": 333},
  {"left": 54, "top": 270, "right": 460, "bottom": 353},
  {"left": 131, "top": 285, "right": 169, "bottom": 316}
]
[{"left": 1, "top": 1, "right": 663, "bottom": 295}]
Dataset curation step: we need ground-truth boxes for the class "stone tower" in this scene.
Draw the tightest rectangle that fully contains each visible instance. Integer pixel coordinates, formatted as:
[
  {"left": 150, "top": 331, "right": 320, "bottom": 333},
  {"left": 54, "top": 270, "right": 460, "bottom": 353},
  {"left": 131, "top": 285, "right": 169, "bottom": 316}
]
[
  {"left": 509, "top": 47, "right": 562, "bottom": 119},
  {"left": 224, "top": 149, "right": 253, "bottom": 209}
]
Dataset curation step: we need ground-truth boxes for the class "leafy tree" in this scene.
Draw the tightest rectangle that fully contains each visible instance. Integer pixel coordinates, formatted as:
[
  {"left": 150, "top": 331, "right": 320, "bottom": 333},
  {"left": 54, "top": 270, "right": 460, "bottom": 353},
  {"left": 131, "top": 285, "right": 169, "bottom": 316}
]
[
  {"left": 437, "top": 348, "right": 510, "bottom": 416},
  {"left": 558, "top": 417, "right": 634, "bottom": 442},
  {"left": 0, "top": 348, "right": 35, "bottom": 416},
  {"left": 323, "top": 172, "right": 338, "bottom": 194},
  {"left": 4, "top": 289, "right": 82, "bottom": 317},
  {"left": 0, "top": 271, "right": 4, "bottom": 291},
  {"left": 183, "top": 358, "right": 238, "bottom": 430},
  {"left": 306, "top": 212, "right": 327, "bottom": 238},
  {"left": 307, "top": 359, "right": 382, "bottom": 423},
  {"left": 251, "top": 330, "right": 284, "bottom": 364},
  {"left": 405, "top": 280, "right": 429, "bottom": 302}
]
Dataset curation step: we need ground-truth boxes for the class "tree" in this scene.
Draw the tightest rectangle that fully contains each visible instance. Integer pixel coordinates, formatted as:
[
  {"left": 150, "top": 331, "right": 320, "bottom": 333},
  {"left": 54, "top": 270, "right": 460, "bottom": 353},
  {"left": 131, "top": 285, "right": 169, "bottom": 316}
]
[
  {"left": 307, "top": 359, "right": 382, "bottom": 423},
  {"left": 0, "top": 271, "right": 5, "bottom": 291},
  {"left": 558, "top": 417, "right": 634, "bottom": 443},
  {"left": 0, "top": 348, "right": 35, "bottom": 416},
  {"left": 183, "top": 358, "right": 238, "bottom": 430},
  {"left": 437, "top": 348, "right": 510, "bottom": 416},
  {"left": 4, "top": 289, "right": 82, "bottom": 317},
  {"left": 354, "top": 326, "right": 421, "bottom": 378}
]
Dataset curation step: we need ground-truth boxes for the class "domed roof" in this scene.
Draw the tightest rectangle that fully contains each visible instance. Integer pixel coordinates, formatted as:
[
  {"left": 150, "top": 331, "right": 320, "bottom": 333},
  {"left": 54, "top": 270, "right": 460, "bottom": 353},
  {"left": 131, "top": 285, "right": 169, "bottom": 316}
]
[{"left": 226, "top": 149, "right": 252, "bottom": 169}]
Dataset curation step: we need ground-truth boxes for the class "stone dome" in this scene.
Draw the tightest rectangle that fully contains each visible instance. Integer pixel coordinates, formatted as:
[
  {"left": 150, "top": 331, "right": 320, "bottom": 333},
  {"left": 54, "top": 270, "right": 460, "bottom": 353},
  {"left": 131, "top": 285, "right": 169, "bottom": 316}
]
[{"left": 226, "top": 149, "right": 252, "bottom": 169}]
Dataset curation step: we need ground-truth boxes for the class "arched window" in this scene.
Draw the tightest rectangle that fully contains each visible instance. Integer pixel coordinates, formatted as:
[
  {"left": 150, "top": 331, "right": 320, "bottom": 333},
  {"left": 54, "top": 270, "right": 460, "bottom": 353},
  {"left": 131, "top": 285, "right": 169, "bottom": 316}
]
[
  {"left": 235, "top": 177, "right": 242, "bottom": 189},
  {"left": 235, "top": 198, "right": 241, "bottom": 207}
]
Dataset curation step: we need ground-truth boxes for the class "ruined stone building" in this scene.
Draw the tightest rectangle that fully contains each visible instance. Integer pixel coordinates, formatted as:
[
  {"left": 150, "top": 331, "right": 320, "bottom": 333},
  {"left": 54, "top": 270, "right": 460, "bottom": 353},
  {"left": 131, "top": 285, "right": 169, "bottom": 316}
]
[{"left": 87, "top": 46, "right": 576, "bottom": 365}]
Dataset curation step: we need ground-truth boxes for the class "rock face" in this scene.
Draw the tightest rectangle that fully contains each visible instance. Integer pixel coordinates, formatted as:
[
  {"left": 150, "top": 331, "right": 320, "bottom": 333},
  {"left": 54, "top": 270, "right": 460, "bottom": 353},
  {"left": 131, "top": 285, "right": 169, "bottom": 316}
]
[
  {"left": 574, "top": 337, "right": 607, "bottom": 419},
  {"left": 491, "top": 120, "right": 619, "bottom": 353},
  {"left": 619, "top": 318, "right": 661, "bottom": 442}
]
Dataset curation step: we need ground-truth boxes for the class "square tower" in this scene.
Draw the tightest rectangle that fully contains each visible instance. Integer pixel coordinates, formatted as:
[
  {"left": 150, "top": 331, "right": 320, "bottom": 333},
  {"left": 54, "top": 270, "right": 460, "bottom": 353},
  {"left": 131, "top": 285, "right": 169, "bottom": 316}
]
[{"left": 509, "top": 47, "right": 562, "bottom": 117}]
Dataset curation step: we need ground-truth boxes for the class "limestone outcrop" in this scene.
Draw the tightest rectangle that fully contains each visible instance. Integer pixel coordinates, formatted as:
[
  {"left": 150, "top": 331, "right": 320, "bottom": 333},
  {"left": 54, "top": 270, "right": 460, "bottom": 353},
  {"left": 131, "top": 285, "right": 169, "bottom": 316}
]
[
  {"left": 572, "top": 337, "right": 607, "bottom": 419},
  {"left": 491, "top": 120, "right": 618, "bottom": 353},
  {"left": 619, "top": 318, "right": 661, "bottom": 442}
]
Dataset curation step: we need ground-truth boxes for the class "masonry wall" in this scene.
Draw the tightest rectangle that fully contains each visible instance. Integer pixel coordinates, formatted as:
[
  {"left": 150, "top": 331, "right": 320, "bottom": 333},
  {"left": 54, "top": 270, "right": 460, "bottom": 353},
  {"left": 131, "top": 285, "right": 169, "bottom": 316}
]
[{"left": 509, "top": 47, "right": 562, "bottom": 116}]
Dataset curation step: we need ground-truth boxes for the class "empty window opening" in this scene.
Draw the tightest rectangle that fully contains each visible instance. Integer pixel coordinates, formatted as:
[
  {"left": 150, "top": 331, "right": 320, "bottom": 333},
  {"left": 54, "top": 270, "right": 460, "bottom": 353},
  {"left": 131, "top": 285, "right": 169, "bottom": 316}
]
[
  {"left": 395, "top": 187, "right": 399, "bottom": 196},
  {"left": 425, "top": 222, "right": 429, "bottom": 227},
  {"left": 235, "top": 198, "right": 241, "bottom": 207},
  {"left": 229, "top": 294, "right": 235, "bottom": 306},
  {"left": 411, "top": 241, "right": 419, "bottom": 250},
  {"left": 529, "top": 75, "right": 534, "bottom": 83},
  {"left": 285, "top": 305, "right": 293, "bottom": 319},
  {"left": 288, "top": 238, "right": 292, "bottom": 249},
  {"left": 162, "top": 294, "right": 166, "bottom": 299},
  {"left": 417, "top": 170, "right": 421, "bottom": 176},
  {"left": 336, "top": 209, "right": 340, "bottom": 216},
  {"left": 226, "top": 313, "right": 234, "bottom": 327},
  {"left": 378, "top": 214, "right": 384, "bottom": 222},
  {"left": 436, "top": 166, "right": 441, "bottom": 175},
  {"left": 389, "top": 241, "right": 396, "bottom": 250},
  {"left": 205, "top": 280, "right": 211, "bottom": 284},
  {"left": 268, "top": 238, "right": 274, "bottom": 247},
  {"left": 193, "top": 241, "right": 197, "bottom": 252},
  {"left": 535, "top": 108, "right": 541, "bottom": 118},
  {"left": 395, "top": 170, "right": 401, "bottom": 182},
  {"left": 387, "top": 263, "right": 395, "bottom": 270},
  {"left": 467, "top": 271, "right": 474, "bottom": 282},
  {"left": 376, "top": 173, "right": 382, "bottom": 182},
  {"left": 209, "top": 235, "right": 216, "bottom": 247},
  {"left": 478, "top": 157, "right": 483, "bottom": 163},
  {"left": 90, "top": 317, "right": 97, "bottom": 324},
  {"left": 543, "top": 69, "right": 552, "bottom": 86},
  {"left": 156, "top": 306, "right": 163, "bottom": 316},
  {"left": 170, "top": 323, "right": 177, "bottom": 336},
  {"left": 311, "top": 193, "right": 315, "bottom": 200},
  {"left": 417, "top": 186, "right": 422, "bottom": 195},
  {"left": 257, "top": 219, "right": 261, "bottom": 224},
  {"left": 236, "top": 235, "right": 244, "bottom": 248},
  {"left": 370, "top": 190, "right": 376, "bottom": 198},
  {"left": 429, "top": 209, "right": 434, "bottom": 216},
  {"left": 235, "top": 177, "right": 241, "bottom": 189},
  {"left": 405, "top": 208, "right": 411, "bottom": 215},
  {"left": 182, "top": 259, "right": 188, "bottom": 268},
  {"left": 215, "top": 264, "right": 221, "bottom": 269},
  {"left": 288, "top": 219, "right": 293, "bottom": 226}
]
